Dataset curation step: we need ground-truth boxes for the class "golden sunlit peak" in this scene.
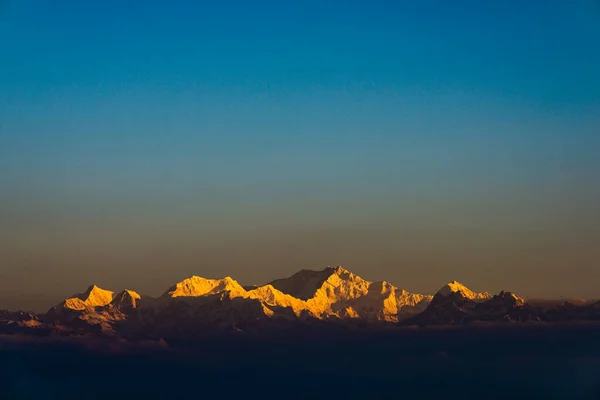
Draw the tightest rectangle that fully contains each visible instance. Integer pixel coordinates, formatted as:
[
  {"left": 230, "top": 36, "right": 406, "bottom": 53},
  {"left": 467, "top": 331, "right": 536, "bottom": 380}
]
[
  {"left": 53, "top": 284, "right": 116, "bottom": 312},
  {"left": 437, "top": 281, "right": 491, "bottom": 300},
  {"left": 85, "top": 284, "right": 105, "bottom": 293},
  {"left": 327, "top": 265, "right": 350, "bottom": 274},
  {"left": 497, "top": 291, "right": 525, "bottom": 305},
  {"left": 116, "top": 289, "right": 141, "bottom": 300},
  {"left": 112, "top": 289, "right": 142, "bottom": 309},
  {"left": 80, "top": 285, "right": 114, "bottom": 302},
  {"left": 164, "top": 275, "right": 245, "bottom": 298}
]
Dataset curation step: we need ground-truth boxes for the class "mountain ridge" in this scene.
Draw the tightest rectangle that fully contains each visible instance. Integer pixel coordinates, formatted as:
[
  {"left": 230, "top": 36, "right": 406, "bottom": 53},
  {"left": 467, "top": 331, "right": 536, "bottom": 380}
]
[{"left": 1, "top": 266, "right": 599, "bottom": 340}]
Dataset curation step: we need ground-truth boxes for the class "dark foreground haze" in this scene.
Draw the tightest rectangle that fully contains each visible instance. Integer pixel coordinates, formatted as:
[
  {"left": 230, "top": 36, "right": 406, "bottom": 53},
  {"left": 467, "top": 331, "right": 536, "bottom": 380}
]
[{"left": 1, "top": 324, "right": 600, "bottom": 399}]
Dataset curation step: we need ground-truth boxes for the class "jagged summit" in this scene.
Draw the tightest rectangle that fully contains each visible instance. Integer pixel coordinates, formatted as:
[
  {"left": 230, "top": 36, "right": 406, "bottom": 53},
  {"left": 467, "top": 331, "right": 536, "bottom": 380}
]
[
  {"left": 82, "top": 284, "right": 114, "bottom": 300},
  {"left": 495, "top": 291, "right": 525, "bottom": 306},
  {"left": 268, "top": 266, "right": 432, "bottom": 321},
  {"left": 57, "top": 285, "right": 115, "bottom": 311},
  {"left": 268, "top": 265, "right": 357, "bottom": 300},
  {"left": 399, "top": 284, "right": 536, "bottom": 326},
  {"left": 436, "top": 281, "right": 491, "bottom": 300},
  {"left": 243, "top": 285, "right": 306, "bottom": 315},
  {"left": 163, "top": 275, "right": 246, "bottom": 298},
  {"left": 328, "top": 265, "right": 350, "bottom": 274},
  {"left": 112, "top": 289, "right": 141, "bottom": 309},
  {"left": 3, "top": 266, "right": 599, "bottom": 339}
]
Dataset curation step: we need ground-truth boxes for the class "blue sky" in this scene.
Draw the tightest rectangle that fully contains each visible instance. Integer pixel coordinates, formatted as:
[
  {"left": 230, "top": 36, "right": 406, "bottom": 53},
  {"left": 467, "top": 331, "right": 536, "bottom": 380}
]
[{"left": 0, "top": 1, "right": 599, "bottom": 307}]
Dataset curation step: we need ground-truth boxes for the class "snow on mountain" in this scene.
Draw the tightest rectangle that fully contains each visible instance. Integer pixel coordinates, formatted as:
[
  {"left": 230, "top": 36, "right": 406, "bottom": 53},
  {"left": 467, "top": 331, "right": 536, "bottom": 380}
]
[
  {"left": 269, "top": 266, "right": 433, "bottom": 322},
  {"left": 0, "top": 310, "right": 46, "bottom": 333},
  {"left": 38, "top": 266, "right": 433, "bottom": 337},
  {"left": 111, "top": 290, "right": 141, "bottom": 310},
  {"left": 3, "top": 266, "right": 600, "bottom": 339},
  {"left": 153, "top": 266, "right": 432, "bottom": 323},
  {"left": 400, "top": 281, "right": 536, "bottom": 326},
  {"left": 154, "top": 275, "right": 308, "bottom": 328},
  {"left": 163, "top": 276, "right": 246, "bottom": 298},
  {"left": 393, "top": 288, "right": 432, "bottom": 319},
  {"left": 269, "top": 267, "right": 344, "bottom": 300},
  {"left": 502, "top": 291, "right": 525, "bottom": 306},
  {"left": 42, "top": 286, "right": 146, "bottom": 336},
  {"left": 243, "top": 284, "right": 307, "bottom": 316},
  {"left": 436, "top": 281, "right": 491, "bottom": 301},
  {"left": 57, "top": 285, "right": 116, "bottom": 311}
]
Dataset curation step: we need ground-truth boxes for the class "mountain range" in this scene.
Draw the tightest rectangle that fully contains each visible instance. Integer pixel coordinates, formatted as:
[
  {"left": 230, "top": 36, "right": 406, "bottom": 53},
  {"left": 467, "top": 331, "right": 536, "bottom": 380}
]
[{"left": 1, "top": 266, "right": 599, "bottom": 341}]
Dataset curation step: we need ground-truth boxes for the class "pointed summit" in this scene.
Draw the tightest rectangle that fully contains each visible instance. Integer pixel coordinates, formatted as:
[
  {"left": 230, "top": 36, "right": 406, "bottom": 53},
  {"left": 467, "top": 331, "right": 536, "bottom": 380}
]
[
  {"left": 328, "top": 265, "right": 350, "bottom": 274},
  {"left": 81, "top": 285, "right": 115, "bottom": 306},
  {"left": 495, "top": 291, "right": 525, "bottom": 306},
  {"left": 51, "top": 285, "right": 115, "bottom": 312},
  {"left": 436, "top": 281, "right": 491, "bottom": 300},
  {"left": 269, "top": 266, "right": 358, "bottom": 301},
  {"left": 267, "top": 266, "right": 431, "bottom": 321},
  {"left": 112, "top": 289, "right": 142, "bottom": 310}
]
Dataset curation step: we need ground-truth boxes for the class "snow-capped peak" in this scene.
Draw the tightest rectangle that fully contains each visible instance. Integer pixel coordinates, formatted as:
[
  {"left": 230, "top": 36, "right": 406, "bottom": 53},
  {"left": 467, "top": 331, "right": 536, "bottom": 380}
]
[
  {"left": 51, "top": 284, "right": 116, "bottom": 312},
  {"left": 436, "top": 281, "right": 491, "bottom": 300},
  {"left": 266, "top": 266, "right": 432, "bottom": 321},
  {"left": 112, "top": 289, "right": 142, "bottom": 309},
  {"left": 163, "top": 275, "right": 246, "bottom": 298},
  {"left": 268, "top": 265, "right": 362, "bottom": 300},
  {"left": 327, "top": 265, "right": 350, "bottom": 275},
  {"left": 496, "top": 291, "right": 525, "bottom": 306}
]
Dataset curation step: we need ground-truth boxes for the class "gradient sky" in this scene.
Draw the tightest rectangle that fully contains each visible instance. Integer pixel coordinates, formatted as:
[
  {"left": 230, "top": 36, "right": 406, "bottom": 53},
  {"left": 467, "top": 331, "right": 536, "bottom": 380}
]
[{"left": 1, "top": 0, "right": 599, "bottom": 311}]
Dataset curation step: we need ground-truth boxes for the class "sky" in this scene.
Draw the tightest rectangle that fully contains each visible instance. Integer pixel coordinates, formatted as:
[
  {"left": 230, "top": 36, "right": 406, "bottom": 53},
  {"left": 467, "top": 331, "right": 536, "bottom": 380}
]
[{"left": 1, "top": 0, "right": 599, "bottom": 311}]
